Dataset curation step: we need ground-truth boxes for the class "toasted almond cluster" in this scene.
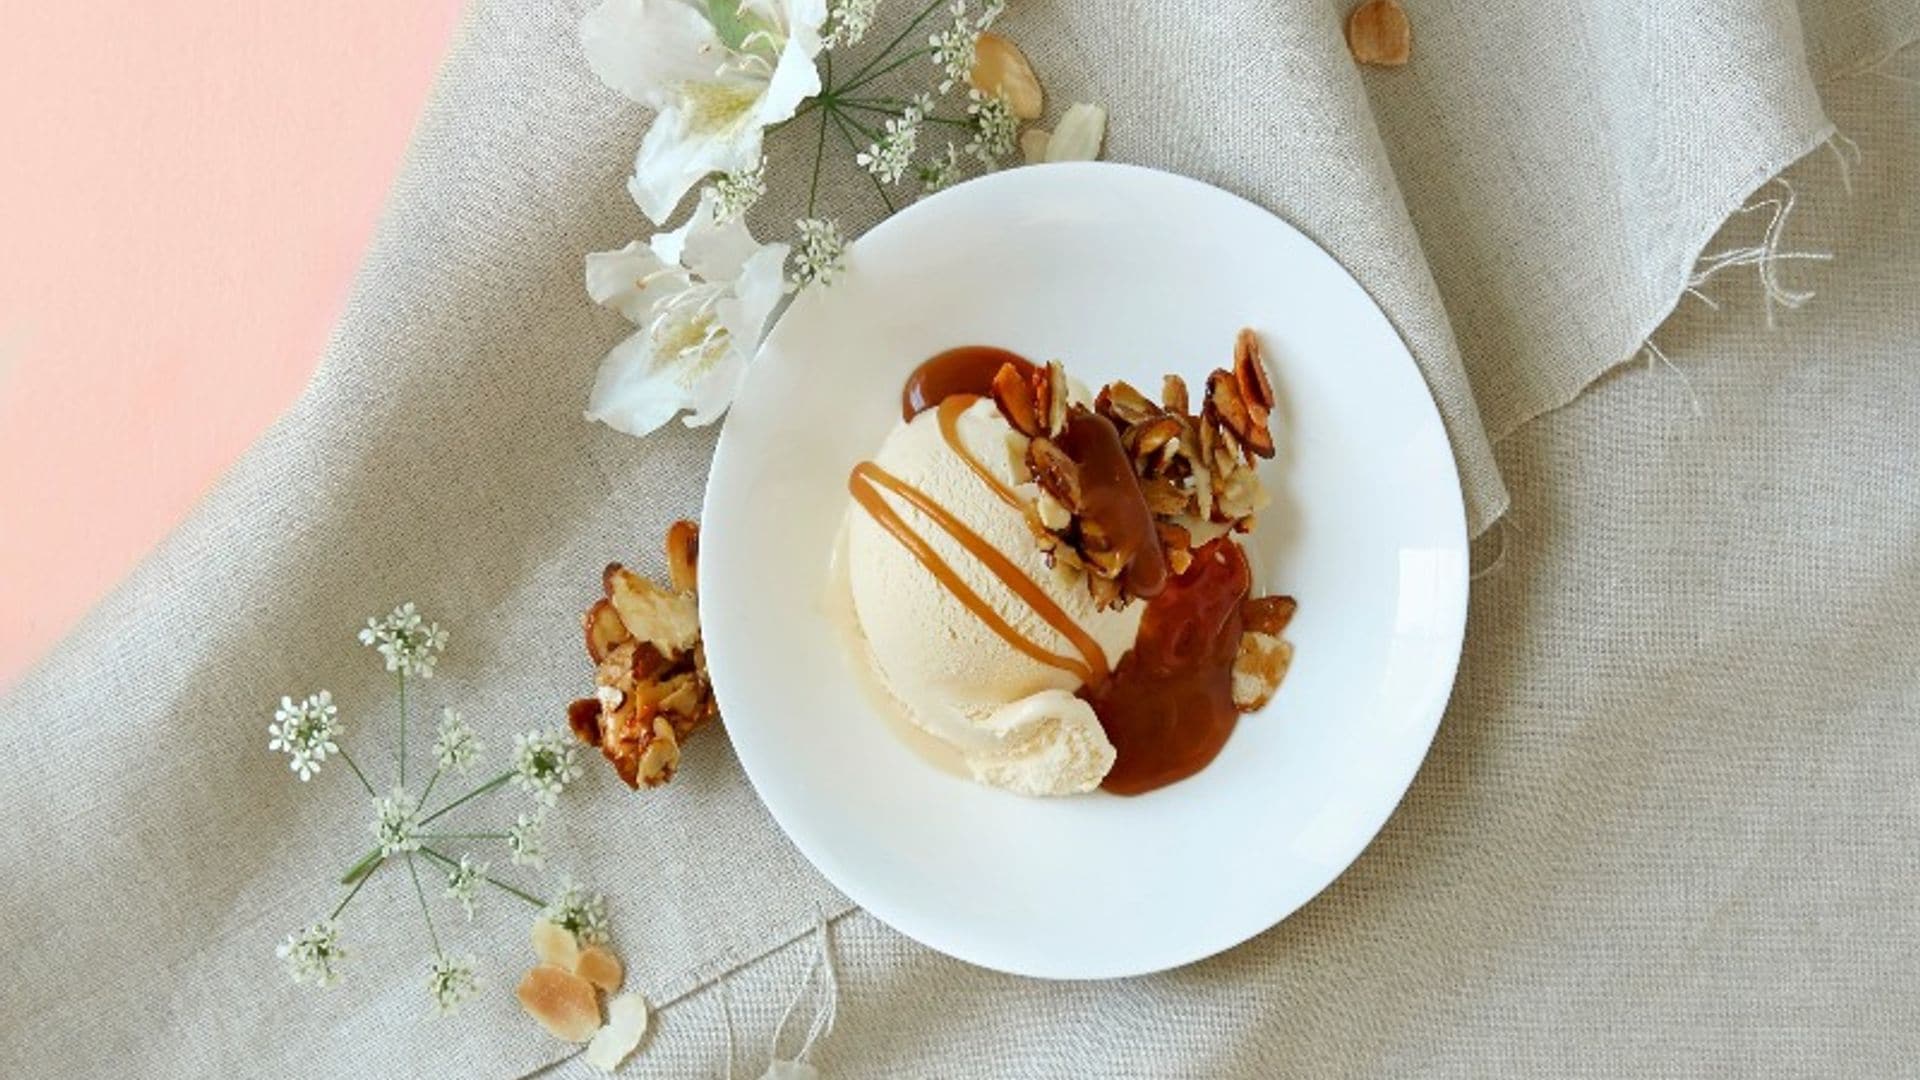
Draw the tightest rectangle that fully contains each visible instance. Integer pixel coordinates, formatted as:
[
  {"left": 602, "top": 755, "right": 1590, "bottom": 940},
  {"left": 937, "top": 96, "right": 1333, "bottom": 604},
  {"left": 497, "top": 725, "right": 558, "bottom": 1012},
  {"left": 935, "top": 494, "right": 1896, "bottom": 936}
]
[
  {"left": 568, "top": 520, "right": 716, "bottom": 788},
  {"left": 1232, "top": 593, "right": 1297, "bottom": 711},
  {"left": 990, "top": 330, "right": 1279, "bottom": 607}
]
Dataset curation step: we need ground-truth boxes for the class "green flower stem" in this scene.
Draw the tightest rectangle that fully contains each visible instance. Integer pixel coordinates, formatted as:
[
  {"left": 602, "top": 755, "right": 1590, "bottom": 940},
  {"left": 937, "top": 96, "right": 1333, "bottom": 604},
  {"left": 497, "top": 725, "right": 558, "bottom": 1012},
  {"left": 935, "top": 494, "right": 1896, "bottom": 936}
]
[
  {"left": 420, "top": 766, "right": 443, "bottom": 806},
  {"left": 336, "top": 748, "right": 377, "bottom": 798},
  {"left": 831, "top": 108, "right": 896, "bottom": 214},
  {"left": 807, "top": 51, "right": 833, "bottom": 215},
  {"left": 839, "top": 47, "right": 934, "bottom": 98},
  {"left": 841, "top": 99, "right": 970, "bottom": 127},
  {"left": 339, "top": 846, "right": 384, "bottom": 886},
  {"left": 420, "top": 771, "right": 512, "bottom": 825},
  {"left": 328, "top": 858, "right": 379, "bottom": 920},
  {"left": 396, "top": 670, "right": 409, "bottom": 787},
  {"left": 842, "top": 0, "right": 945, "bottom": 87},
  {"left": 405, "top": 852, "right": 442, "bottom": 960},
  {"left": 421, "top": 846, "right": 547, "bottom": 910}
]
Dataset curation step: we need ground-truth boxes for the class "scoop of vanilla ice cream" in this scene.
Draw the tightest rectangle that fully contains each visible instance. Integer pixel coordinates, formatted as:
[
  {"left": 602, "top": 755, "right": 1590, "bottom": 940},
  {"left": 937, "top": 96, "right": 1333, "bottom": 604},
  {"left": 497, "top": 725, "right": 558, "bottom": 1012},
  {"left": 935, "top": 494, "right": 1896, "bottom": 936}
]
[{"left": 847, "top": 398, "right": 1141, "bottom": 795}]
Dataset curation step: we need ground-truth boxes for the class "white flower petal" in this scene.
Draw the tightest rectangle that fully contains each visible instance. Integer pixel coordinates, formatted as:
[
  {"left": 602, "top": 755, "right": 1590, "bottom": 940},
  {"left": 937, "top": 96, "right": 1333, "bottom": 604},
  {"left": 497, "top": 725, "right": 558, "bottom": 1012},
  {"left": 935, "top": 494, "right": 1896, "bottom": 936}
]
[
  {"left": 678, "top": 206, "right": 766, "bottom": 283},
  {"left": 585, "top": 240, "right": 682, "bottom": 323},
  {"left": 679, "top": 348, "right": 746, "bottom": 427},
  {"left": 627, "top": 106, "right": 767, "bottom": 225},
  {"left": 580, "top": 0, "right": 726, "bottom": 110},
  {"left": 585, "top": 329, "right": 698, "bottom": 436},
  {"left": 782, "top": 0, "right": 829, "bottom": 54},
  {"left": 752, "top": 32, "right": 823, "bottom": 130}
]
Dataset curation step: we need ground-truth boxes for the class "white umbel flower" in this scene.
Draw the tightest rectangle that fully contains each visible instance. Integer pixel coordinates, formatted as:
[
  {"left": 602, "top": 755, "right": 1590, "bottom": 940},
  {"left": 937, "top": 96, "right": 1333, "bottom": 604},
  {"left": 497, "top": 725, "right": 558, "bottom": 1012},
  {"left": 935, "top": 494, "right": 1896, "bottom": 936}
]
[
  {"left": 277, "top": 919, "right": 345, "bottom": 987},
  {"left": 512, "top": 731, "right": 582, "bottom": 806},
  {"left": 545, "top": 878, "right": 612, "bottom": 946},
  {"left": 963, "top": 89, "right": 1017, "bottom": 165},
  {"left": 268, "top": 691, "right": 341, "bottom": 782},
  {"left": 508, "top": 813, "right": 546, "bottom": 869},
  {"left": 444, "top": 854, "right": 488, "bottom": 920},
  {"left": 856, "top": 98, "right": 925, "bottom": 185},
  {"left": 585, "top": 194, "right": 790, "bottom": 436},
  {"left": 823, "top": 0, "right": 879, "bottom": 47},
  {"left": 357, "top": 602, "right": 448, "bottom": 678},
  {"left": 428, "top": 955, "right": 479, "bottom": 1016},
  {"left": 918, "top": 141, "right": 962, "bottom": 193},
  {"left": 371, "top": 787, "right": 423, "bottom": 857},
  {"left": 927, "top": 0, "right": 975, "bottom": 93},
  {"left": 709, "top": 159, "right": 768, "bottom": 223},
  {"left": 432, "top": 707, "right": 482, "bottom": 775},
  {"left": 581, "top": 0, "right": 829, "bottom": 223},
  {"left": 788, "top": 217, "right": 847, "bottom": 288}
]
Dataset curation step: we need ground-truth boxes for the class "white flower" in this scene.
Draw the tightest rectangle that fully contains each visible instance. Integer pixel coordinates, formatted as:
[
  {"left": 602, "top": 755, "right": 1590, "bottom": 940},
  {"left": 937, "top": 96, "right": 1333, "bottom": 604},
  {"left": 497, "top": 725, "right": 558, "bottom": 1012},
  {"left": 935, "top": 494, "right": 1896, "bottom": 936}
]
[
  {"left": 856, "top": 101, "right": 924, "bottom": 185},
  {"left": 512, "top": 731, "right": 582, "bottom": 806},
  {"left": 371, "top": 787, "right": 423, "bottom": 857},
  {"left": 277, "top": 920, "right": 345, "bottom": 987},
  {"left": 927, "top": 0, "right": 975, "bottom": 93},
  {"left": 708, "top": 159, "right": 767, "bottom": 223},
  {"left": 917, "top": 141, "right": 962, "bottom": 193},
  {"left": 357, "top": 602, "right": 448, "bottom": 678},
  {"left": 545, "top": 878, "right": 611, "bottom": 945},
  {"left": 789, "top": 217, "right": 846, "bottom": 289},
  {"left": 268, "top": 691, "right": 341, "bottom": 782},
  {"left": 508, "top": 813, "right": 546, "bottom": 869},
  {"left": 433, "top": 708, "right": 482, "bottom": 775},
  {"left": 581, "top": 0, "right": 829, "bottom": 224},
  {"left": 823, "top": 0, "right": 879, "bottom": 47},
  {"left": 964, "top": 89, "right": 1017, "bottom": 165},
  {"left": 585, "top": 194, "right": 790, "bottom": 436},
  {"left": 444, "top": 854, "right": 488, "bottom": 920},
  {"left": 428, "top": 955, "right": 479, "bottom": 1015}
]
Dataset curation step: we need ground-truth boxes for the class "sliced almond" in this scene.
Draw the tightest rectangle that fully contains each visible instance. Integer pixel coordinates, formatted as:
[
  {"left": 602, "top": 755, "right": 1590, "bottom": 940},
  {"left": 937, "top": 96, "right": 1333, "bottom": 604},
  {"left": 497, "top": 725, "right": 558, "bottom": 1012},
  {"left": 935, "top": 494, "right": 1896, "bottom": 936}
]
[
  {"left": 634, "top": 713, "right": 681, "bottom": 787},
  {"left": 1205, "top": 370, "right": 1275, "bottom": 459},
  {"left": 1127, "top": 416, "right": 1184, "bottom": 460},
  {"left": 576, "top": 945, "right": 624, "bottom": 992},
  {"left": 1162, "top": 374, "right": 1190, "bottom": 415},
  {"left": 663, "top": 519, "right": 700, "bottom": 594},
  {"left": 583, "top": 598, "right": 630, "bottom": 664},
  {"left": 1026, "top": 437, "right": 1084, "bottom": 510},
  {"left": 1241, "top": 594, "right": 1298, "bottom": 635},
  {"left": 517, "top": 964, "right": 601, "bottom": 1043},
  {"left": 605, "top": 565, "right": 700, "bottom": 654},
  {"left": 532, "top": 918, "right": 581, "bottom": 970},
  {"left": 990, "top": 361, "right": 1042, "bottom": 436},
  {"left": 1043, "top": 361, "right": 1070, "bottom": 437},
  {"left": 1019, "top": 127, "right": 1052, "bottom": 164},
  {"left": 1044, "top": 102, "right": 1108, "bottom": 162},
  {"left": 1233, "top": 328, "right": 1275, "bottom": 409},
  {"left": 583, "top": 992, "right": 651, "bottom": 1072},
  {"left": 1096, "top": 380, "right": 1159, "bottom": 426},
  {"left": 969, "top": 33, "right": 1043, "bottom": 120},
  {"left": 1346, "top": 0, "right": 1411, "bottom": 67}
]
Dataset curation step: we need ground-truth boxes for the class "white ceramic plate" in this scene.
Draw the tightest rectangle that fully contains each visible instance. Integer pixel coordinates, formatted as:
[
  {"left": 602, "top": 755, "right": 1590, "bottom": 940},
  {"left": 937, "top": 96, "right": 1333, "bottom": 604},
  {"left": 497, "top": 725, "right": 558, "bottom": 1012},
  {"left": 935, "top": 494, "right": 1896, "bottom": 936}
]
[{"left": 701, "top": 163, "right": 1467, "bottom": 978}]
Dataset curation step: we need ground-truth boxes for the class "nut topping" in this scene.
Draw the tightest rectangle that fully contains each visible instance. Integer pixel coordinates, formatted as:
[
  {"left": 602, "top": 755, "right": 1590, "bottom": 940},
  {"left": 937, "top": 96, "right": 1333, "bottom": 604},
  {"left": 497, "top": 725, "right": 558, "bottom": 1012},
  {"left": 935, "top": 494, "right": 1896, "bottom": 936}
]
[
  {"left": 990, "top": 360, "right": 1042, "bottom": 437},
  {"left": 568, "top": 520, "right": 715, "bottom": 788}
]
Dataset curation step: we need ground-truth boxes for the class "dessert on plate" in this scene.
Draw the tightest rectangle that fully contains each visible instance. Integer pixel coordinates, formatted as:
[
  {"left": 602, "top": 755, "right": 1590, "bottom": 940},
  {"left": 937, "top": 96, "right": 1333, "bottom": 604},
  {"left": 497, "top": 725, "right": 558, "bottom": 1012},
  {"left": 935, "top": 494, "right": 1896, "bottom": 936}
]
[{"left": 839, "top": 330, "right": 1296, "bottom": 797}]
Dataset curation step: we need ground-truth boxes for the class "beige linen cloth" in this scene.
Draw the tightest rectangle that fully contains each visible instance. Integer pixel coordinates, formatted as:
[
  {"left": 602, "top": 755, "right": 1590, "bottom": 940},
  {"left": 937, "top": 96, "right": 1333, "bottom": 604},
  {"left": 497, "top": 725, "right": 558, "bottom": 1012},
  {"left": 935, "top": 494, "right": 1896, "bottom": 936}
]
[{"left": 3, "top": 0, "right": 1916, "bottom": 1076}]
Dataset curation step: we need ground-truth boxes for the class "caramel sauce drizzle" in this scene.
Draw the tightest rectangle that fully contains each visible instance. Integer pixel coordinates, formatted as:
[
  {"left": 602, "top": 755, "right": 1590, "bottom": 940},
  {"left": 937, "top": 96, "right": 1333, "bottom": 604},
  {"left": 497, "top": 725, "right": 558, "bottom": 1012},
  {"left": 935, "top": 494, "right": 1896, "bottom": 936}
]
[
  {"left": 848, "top": 460, "right": 1110, "bottom": 683},
  {"left": 935, "top": 395, "right": 1021, "bottom": 509}
]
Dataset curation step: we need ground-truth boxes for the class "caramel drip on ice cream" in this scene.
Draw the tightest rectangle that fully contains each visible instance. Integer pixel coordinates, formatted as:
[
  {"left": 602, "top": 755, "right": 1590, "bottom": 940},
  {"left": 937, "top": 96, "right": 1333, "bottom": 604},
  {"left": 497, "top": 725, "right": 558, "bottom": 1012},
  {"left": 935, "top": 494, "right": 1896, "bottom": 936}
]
[
  {"left": 849, "top": 461, "right": 1109, "bottom": 683},
  {"left": 936, "top": 395, "right": 1021, "bottom": 509}
]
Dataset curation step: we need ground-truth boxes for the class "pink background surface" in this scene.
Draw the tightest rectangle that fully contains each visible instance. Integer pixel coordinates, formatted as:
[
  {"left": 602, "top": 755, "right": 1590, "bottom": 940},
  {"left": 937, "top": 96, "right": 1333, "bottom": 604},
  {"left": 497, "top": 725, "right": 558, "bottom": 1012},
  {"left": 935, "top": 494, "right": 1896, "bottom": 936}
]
[{"left": 0, "top": 2, "right": 467, "bottom": 685}]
